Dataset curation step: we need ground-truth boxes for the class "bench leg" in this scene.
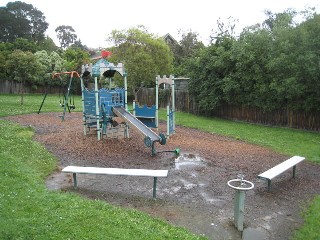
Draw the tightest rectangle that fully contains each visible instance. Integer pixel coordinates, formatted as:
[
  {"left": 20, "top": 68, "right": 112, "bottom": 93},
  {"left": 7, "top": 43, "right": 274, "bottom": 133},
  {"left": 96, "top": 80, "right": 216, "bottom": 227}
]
[
  {"left": 73, "top": 173, "right": 77, "bottom": 188},
  {"left": 267, "top": 179, "right": 272, "bottom": 192},
  {"left": 153, "top": 177, "right": 158, "bottom": 199},
  {"left": 293, "top": 165, "right": 296, "bottom": 178}
]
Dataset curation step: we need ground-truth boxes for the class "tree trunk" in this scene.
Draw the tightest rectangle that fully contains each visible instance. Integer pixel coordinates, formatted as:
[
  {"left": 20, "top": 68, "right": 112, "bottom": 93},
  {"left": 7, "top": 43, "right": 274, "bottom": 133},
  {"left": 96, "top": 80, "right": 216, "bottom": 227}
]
[{"left": 20, "top": 79, "right": 25, "bottom": 105}]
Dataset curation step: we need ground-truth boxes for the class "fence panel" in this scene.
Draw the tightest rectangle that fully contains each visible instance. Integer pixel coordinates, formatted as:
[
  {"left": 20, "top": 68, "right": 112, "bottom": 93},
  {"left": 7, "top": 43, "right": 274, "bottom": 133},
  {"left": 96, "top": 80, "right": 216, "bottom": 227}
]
[{"left": 137, "top": 88, "right": 319, "bottom": 131}]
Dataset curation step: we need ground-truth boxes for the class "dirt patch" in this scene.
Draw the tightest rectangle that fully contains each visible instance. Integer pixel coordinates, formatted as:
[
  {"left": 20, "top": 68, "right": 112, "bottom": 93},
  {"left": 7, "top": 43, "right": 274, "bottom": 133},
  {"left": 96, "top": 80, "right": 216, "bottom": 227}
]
[{"left": 6, "top": 112, "right": 320, "bottom": 240}]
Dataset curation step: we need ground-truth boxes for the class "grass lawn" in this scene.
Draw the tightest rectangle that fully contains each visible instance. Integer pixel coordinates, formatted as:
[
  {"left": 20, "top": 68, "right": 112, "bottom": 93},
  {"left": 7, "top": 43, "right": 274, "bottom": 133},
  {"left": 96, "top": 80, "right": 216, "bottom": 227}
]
[
  {"left": 1, "top": 93, "right": 319, "bottom": 239},
  {"left": 168, "top": 112, "right": 320, "bottom": 163}
]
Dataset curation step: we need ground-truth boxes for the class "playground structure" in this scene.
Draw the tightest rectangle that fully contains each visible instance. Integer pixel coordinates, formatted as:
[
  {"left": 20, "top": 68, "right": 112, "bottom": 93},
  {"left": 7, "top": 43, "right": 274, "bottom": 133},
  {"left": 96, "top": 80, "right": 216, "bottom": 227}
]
[
  {"left": 80, "top": 57, "right": 127, "bottom": 140},
  {"left": 133, "top": 75, "right": 176, "bottom": 138},
  {"left": 156, "top": 75, "right": 175, "bottom": 138},
  {"left": 38, "top": 71, "right": 80, "bottom": 121},
  {"left": 80, "top": 53, "right": 166, "bottom": 155}
]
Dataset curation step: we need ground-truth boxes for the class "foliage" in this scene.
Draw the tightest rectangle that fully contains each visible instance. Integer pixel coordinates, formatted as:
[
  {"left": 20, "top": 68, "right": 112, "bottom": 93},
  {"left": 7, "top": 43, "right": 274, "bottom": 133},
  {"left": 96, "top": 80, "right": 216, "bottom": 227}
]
[
  {"left": 170, "top": 30, "right": 204, "bottom": 76},
  {"left": 33, "top": 50, "right": 64, "bottom": 83},
  {"left": 6, "top": 50, "right": 42, "bottom": 104},
  {"left": 108, "top": 26, "right": 173, "bottom": 99},
  {"left": 0, "top": 51, "right": 7, "bottom": 79},
  {"left": 187, "top": 37, "right": 236, "bottom": 115},
  {"left": 11, "top": 37, "right": 39, "bottom": 52},
  {"left": 0, "top": 1, "right": 48, "bottom": 43},
  {"left": 186, "top": 10, "right": 320, "bottom": 115},
  {"left": 210, "top": 16, "right": 238, "bottom": 44},
  {"left": 55, "top": 25, "right": 78, "bottom": 49},
  {"left": 34, "top": 50, "right": 51, "bottom": 73},
  {"left": 70, "top": 39, "right": 90, "bottom": 52},
  {"left": 62, "top": 47, "right": 90, "bottom": 72},
  {"left": 49, "top": 51, "right": 65, "bottom": 72},
  {"left": 37, "top": 36, "right": 59, "bottom": 53}
]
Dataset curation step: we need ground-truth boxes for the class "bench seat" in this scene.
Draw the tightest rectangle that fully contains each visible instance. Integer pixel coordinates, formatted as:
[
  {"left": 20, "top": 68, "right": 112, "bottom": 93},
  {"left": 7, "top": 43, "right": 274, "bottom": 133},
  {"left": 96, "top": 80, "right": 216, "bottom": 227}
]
[
  {"left": 62, "top": 166, "right": 168, "bottom": 199},
  {"left": 258, "top": 156, "right": 305, "bottom": 191}
]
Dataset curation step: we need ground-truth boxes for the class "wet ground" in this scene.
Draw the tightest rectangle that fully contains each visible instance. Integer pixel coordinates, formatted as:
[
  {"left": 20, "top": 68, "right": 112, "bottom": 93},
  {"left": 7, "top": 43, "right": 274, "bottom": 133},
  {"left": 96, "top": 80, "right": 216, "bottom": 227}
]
[{"left": 6, "top": 112, "right": 320, "bottom": 240}]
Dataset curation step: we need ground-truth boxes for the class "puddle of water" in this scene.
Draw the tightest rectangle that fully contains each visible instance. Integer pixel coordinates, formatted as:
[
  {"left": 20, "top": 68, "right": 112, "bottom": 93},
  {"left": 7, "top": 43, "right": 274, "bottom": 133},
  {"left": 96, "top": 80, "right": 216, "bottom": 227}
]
[{"left": 172, "top": 153, "right": 207, "bottom": 170}]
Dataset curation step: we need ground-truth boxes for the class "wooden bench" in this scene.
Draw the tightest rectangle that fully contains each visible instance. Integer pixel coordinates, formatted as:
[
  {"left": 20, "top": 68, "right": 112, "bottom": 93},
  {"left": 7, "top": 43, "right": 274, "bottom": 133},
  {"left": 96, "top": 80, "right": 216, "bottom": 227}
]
[
  {"left": 62, "top": 166, "right": 168, "bottom": 199},
  {"left": 258, "top": 156, "right": 305, "bottom": 191}
]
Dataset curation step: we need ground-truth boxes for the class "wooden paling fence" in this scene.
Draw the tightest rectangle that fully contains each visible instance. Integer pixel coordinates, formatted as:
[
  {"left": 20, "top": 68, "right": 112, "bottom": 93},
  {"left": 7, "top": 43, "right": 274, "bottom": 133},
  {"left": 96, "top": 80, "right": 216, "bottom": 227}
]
[
  {"left": 137, "top": 88, "right": 320, "bottom": 131},
  {"left": 214, "top": 104, "right": 320, "bottom": 131}
]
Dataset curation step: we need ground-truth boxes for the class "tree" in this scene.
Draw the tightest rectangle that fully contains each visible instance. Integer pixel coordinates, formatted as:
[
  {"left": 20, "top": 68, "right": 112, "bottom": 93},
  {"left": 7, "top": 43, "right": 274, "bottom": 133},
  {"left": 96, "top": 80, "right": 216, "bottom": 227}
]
[
  {"left": 12, "top": 38, "right": 38, "bottom": 52},
  {"left": 33, "top": 50, "right": 65, "bottom": 87},
  {"left": 172, "top": 30, "right": 204, "bottom": 76},
  {"left": 210, "top": 17, "right": 238, "bottom": 44},
  {"left": 263, "top": 9, "right": 297, "bottom": 32},
  {"left": 108, "top": 26, "right": 173, "bottom": 99},
  {"left": 6, "top": 50, "right": 42, "bottom": 104},
  {"left": 187, "top": 38, "right": 236, "bottom": 115},
  {"left": 38, "top": 36, "right": 59, "bottom": 53},
  {"left": 55, "top": 25, "right": 78, "bottom": 49},
  {"left": 34, "top": 50, "right": 51, "bottom": 78},
  {"left": 70, "top": 39, "right": 90, "bottom": 52},
  {"left": 186, "top": 9, "right": 320, "bottom": 116},
  {"left": 0, "top": 51, "right": 7, "bottom": 80},
  {"left": 292, "top": 13, "right": 320, "bottom": 112},
  {"left": 49, "top": 51, "right": 64, "bottom": 72},
  {"left": 0, "top": 1, "right": 48, "bottom": 43},
  {"left": 63, "top": 47, "right": 90, "bottom": 72}
]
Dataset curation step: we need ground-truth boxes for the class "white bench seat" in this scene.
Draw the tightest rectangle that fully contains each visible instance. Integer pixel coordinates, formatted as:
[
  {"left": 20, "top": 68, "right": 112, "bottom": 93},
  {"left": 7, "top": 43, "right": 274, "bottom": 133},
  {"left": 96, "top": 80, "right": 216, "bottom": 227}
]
[
  {"left": 62, "top": 166, "right": 168, "bottom": 199},
  {"left": 258, "top": 156, "right": 305, "bottom": 191}
]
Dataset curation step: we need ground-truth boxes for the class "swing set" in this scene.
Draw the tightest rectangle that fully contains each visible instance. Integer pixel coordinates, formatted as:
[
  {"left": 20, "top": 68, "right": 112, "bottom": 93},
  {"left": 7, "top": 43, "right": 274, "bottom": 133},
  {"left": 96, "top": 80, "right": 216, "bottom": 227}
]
[{"left": 38, "top": 71, "right": 80, "bottom": 121}]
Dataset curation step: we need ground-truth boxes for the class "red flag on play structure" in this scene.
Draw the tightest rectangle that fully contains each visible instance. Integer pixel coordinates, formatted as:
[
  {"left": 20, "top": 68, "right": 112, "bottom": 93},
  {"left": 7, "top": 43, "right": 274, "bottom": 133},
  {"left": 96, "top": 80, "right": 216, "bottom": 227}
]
[{"left": 101, "top": 50, "right": 112, "bottom": 58}]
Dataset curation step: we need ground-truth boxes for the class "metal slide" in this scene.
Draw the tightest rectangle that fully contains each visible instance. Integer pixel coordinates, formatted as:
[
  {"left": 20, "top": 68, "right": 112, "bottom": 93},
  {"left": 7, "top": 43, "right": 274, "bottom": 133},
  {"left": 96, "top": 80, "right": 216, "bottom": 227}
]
[{"left": 113, "top": 106, "right": 161, "bottom": 142}]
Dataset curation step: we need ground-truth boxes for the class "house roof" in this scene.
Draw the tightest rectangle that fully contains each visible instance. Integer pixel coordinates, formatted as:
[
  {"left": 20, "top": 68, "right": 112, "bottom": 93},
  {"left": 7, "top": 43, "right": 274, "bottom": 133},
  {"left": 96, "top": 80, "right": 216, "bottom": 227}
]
[{"left": 163, "top": 33, "right": 178, "bottom": 45}]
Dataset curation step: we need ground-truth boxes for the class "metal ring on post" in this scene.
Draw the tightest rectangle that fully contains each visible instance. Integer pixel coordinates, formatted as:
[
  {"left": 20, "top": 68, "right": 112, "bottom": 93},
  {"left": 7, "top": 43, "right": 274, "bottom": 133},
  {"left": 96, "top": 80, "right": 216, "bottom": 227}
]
[{"left": 227, "top": 179, "right": 254, "bottom": 191}]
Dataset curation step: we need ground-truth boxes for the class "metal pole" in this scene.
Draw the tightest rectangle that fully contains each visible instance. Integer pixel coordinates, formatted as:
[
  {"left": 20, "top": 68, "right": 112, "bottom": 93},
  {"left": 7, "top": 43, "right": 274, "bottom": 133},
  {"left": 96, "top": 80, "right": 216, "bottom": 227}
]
[
  {"left": 73, "top": 173, "right": 77, "bottom": 188},
  {"left": 38, "top": 93, "right": 47, "bottom": 114},
  {"left": 94, "top": 77, "right": 101, "bottom": 140},
  {"left": 124, "top": 73, "right": 128, "bottom": 111},
  {"left": 155, "top": 76, "right": 159, "bottom": 130},
  {"left": 80, "top": 77, "right": 87, "bottom": 136},
  {"left": 167, "top": 106, "right": 170, "bottom": 137},
  {"left": 170, "top": 75, "right": 175, "bottom": 134},
  {"left": 234, "top": 190, "right": 245, "bottom": 231},
  {"left": 153, "top": 177, "right": 158, "bottom": 199},
  {"left": 133, "top": 100, "right": 136, "bottom": 116},
  {"left": 62, "top": 76, "right": 73, "bottom": 121}
]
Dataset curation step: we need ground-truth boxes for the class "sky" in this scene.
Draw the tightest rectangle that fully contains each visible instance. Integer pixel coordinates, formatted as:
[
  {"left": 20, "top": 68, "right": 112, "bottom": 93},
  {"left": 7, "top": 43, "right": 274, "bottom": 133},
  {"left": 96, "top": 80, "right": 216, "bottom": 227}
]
[{"left": 1, "top": 0, "right": 320, "bottom": 48}]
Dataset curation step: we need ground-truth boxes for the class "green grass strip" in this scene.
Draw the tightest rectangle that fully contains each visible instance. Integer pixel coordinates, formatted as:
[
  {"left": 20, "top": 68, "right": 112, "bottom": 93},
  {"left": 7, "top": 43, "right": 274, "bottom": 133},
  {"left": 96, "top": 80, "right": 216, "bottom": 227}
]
[
  {"left": 292, "top": 196, "right": 320, "bottom": 240},
  {"left": 0, "top": 93, "right": 82, "bottom": 117},
  {"left": 158, "top": 111, "right": 320, "bottom": 163}
]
